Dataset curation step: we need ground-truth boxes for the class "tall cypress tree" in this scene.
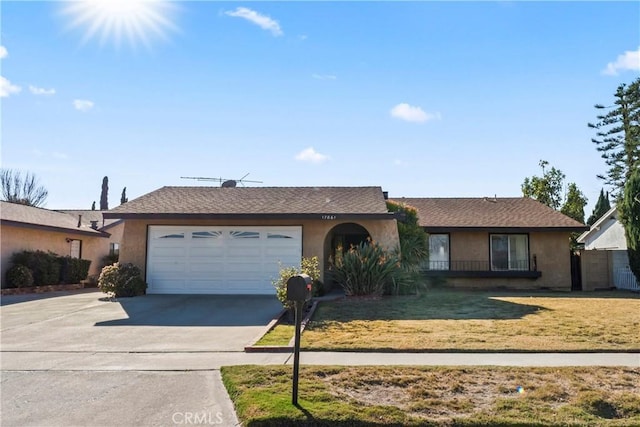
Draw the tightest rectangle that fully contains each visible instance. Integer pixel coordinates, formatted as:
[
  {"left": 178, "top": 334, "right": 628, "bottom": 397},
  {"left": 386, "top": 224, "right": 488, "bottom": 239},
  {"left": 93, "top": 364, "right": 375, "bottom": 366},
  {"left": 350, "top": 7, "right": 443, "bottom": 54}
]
[
  {"left": 120, "top": 187, "right": 128, "bottom": 204},
  {"left": 587, "top": 189, "right": 612, "bottom": 226},
  {"left": 100, "top": 176, "right": 109, "bottom": 210},
  {"left": 588, "top": 78, "right": 640, "bottom": 199}
]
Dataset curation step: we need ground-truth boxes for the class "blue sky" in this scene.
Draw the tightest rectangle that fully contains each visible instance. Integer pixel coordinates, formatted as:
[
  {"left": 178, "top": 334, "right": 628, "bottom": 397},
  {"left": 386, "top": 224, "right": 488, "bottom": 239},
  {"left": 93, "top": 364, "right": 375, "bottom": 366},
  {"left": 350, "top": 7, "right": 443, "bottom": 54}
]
[{"left": 1, "top": 1, "right": 639, "bottom": 215}]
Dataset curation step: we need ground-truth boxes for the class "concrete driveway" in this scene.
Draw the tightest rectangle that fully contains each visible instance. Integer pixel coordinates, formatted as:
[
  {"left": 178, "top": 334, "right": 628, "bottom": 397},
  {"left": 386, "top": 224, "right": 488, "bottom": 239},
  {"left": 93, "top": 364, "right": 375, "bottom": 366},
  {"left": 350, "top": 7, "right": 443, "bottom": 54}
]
[
  {"left": 1, "top": 289, "right": 283, "bottom": 352},
  {"left": 1, "top": 289, "right": 286, "bottom": 427}
]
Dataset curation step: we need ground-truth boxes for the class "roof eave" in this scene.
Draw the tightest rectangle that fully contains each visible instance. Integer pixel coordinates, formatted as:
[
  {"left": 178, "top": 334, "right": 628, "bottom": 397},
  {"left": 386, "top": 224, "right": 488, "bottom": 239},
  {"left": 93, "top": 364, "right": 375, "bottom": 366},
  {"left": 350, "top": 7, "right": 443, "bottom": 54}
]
[
  {"left": 102, "top": 212, "right": 396, "bottom": 220},
  {"left": 1, "top": 219, "right": 111, "bottom": 237},
  {"left": 422, "top": 226, "right": 590, "bottom": 233}
]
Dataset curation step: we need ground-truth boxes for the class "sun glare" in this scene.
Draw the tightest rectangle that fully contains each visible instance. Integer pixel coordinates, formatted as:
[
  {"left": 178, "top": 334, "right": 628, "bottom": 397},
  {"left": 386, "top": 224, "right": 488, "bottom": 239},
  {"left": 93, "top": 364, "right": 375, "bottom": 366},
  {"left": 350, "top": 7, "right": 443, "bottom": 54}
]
[{"left": 61, "top": 0, "right": 179, "bottom": 51}]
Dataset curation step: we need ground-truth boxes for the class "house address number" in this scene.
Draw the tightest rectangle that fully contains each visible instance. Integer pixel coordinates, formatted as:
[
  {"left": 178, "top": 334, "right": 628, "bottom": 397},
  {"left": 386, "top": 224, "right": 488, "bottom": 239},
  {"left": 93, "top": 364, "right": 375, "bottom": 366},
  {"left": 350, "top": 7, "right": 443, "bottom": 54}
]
[{"left": 321, "top": 215, "right": 337, "bottom": 220}]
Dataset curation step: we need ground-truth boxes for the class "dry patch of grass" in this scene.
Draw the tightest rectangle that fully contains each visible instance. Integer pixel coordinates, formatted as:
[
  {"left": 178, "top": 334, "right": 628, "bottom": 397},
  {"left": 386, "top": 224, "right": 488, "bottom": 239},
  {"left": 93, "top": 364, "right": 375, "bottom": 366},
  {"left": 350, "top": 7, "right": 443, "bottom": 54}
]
[
  {"left": 222, "top": 365, "right": 640, "bottom": 426},
  {"left": 301, "top": 290, "right": 640, "bottom": 351}
]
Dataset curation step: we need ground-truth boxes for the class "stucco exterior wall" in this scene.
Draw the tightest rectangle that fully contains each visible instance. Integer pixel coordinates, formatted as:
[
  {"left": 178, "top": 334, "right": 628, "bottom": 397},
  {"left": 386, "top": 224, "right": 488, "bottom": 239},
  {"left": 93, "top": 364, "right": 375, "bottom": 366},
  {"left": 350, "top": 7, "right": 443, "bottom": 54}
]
[
  {"left": 580, "top": 249, "right": 612, "bottom": 291},
  {"left": 439, "top": 230, "right": 572, "bottom": 291},
  {"left": 0, "top": 224, "right": 112, "bottom": 285},
  {"left": 450, "top": 231, "right": 488, "bottom": 263},
  {"left": 118, "top": 218, "right": 399, "bottom": 284}
]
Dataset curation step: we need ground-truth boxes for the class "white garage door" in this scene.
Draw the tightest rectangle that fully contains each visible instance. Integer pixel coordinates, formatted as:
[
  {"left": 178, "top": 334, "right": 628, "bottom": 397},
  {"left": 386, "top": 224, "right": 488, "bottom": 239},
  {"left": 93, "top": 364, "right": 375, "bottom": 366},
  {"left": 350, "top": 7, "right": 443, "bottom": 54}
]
[{"left": 146, "top": 226, "right": 302, "bottom": 294}]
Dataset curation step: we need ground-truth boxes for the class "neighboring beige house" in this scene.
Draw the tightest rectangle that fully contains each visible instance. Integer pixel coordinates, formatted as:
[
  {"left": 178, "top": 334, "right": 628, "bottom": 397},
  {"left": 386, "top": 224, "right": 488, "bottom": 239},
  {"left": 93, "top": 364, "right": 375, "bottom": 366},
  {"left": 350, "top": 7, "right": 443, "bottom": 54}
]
[
  {"left": 0, "top": 202, "right": 123, "bottom": 284},
  {"left": 391, "top": 197, "right": 588, "bottom": 291},
  {"left": 103, "top": 186, "right": 399, "bottom": 295},
  {"left": 577, "top": 207, "right": 638, "bottom": 291}
]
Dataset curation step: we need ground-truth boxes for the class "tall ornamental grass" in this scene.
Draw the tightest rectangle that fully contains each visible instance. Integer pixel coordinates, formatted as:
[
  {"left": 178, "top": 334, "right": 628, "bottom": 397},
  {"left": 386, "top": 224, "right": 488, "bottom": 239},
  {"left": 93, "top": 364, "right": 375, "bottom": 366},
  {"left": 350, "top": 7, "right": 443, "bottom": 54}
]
[{"left": 332, "top": 240, "right": 405, "bottom": 297}]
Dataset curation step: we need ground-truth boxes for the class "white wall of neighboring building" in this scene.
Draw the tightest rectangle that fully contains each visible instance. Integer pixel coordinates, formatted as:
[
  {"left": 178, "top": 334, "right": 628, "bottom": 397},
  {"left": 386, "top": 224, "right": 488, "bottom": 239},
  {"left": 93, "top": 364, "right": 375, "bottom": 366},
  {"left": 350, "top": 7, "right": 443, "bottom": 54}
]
[{"left": 579, "top": 208, "right": 627, "bottom": 250}]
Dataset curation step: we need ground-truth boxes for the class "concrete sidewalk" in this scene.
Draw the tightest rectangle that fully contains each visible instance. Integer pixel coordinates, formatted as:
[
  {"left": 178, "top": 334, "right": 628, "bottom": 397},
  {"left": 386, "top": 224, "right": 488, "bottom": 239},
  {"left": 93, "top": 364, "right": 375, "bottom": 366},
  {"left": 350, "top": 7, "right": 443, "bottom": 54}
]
[{"left": 2, "top": 350, "right": 638, "bottom": 371}]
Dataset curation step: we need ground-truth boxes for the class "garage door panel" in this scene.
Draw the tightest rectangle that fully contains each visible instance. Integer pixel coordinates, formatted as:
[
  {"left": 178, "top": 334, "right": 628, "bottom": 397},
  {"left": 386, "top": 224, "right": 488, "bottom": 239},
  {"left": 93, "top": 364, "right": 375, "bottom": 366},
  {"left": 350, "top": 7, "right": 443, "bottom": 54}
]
[
  {"left": 147, "top": 225, "right": 301, "bottom": 294},
  {"left": 150, "top": 247, "right": 185, "bottom": 257},
  {"left": 265, "top": 247, "right": 300, "bottom": 257},
  {"left": 189, "top": 262, "right": 225, "bottom": 274},
  {"left": 151, "top": 261, "right": 186, "bottom": 274},
  {"left": 227, "top": 246, "right": 262, "bottom": 257},
  {"left": 151, "top": 278, "right": 186, "bottom": 292},
  {"left": 189, "top": 247, "right": 225, "bottom": 257}
]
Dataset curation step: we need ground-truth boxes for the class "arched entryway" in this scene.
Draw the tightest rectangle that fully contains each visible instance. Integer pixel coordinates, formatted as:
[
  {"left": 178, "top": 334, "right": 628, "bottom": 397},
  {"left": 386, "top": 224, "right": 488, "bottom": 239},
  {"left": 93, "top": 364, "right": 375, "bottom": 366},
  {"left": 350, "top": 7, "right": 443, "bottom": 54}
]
[{"left": 323, "top": 222, "right": 371, "bottom": 284}]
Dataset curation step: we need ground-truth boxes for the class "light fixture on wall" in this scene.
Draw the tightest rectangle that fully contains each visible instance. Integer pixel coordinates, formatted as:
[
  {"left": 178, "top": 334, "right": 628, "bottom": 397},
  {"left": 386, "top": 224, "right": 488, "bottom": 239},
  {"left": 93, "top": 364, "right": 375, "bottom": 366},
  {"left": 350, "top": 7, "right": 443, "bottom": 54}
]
[{"left": 65, "top": 238, "right": 72, "bottom": 243}]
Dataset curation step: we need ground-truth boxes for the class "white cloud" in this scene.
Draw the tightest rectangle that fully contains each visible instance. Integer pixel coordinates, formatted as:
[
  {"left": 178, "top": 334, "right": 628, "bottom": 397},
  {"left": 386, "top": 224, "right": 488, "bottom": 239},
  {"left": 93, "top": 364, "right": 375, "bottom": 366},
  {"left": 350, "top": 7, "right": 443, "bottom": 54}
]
[
  {"left": 73, "top": 99, "right": 94, "bottom": 112},
  {"left": 390, "top": 103, "right": 441, "bottom": 123},
  {"left": 393, "top": 159, "right": 408, "bottom": 167},
  {"left": 312, "top": 74, "right": 337, "bottom": 80},
  {"left": 602, "top": 47, "right": 640, "bottom": 75},
  {"left": 225, "top": 7, "right": 283, "bottom": 36},
  {"left": 53, "top": 152, "right": 69, "bottom": 160},
  {"left": 29, "top": 85, "right": 56, "bottom": 96},
  {"left": 295, "top": 147, "right": 329, "bottom": 164},
  {"left": 0, "top": 45, "right": 7, "bottom": 59},
  {"left": 0, "top": 76, "right": 21, "bottom": 97}
]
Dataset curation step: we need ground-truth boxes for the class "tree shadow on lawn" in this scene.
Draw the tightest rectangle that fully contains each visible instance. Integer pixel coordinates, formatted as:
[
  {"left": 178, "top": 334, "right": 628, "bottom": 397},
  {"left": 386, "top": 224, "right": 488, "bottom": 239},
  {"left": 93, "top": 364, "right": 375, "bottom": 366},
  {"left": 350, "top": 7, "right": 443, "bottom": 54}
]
[
  {"left": 313, "top": 293, "right": 548, "bottom": 321},
  {"left": 93, "top": 294, "right": 283, "bottom": 327}
]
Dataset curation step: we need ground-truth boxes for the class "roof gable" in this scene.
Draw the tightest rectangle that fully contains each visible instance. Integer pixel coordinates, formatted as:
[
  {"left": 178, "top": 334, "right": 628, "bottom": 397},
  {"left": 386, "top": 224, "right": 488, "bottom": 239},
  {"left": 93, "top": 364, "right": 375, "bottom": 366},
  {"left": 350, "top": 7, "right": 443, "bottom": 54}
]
[
  {"left": 104, "top": 186, "right": 390, "bottom": 218},
  {"left": 390, "top": 197, "right": 588, "bottom": 231},
  {"left": 576, "top": 206, "right": 620, "bottom": 245}
]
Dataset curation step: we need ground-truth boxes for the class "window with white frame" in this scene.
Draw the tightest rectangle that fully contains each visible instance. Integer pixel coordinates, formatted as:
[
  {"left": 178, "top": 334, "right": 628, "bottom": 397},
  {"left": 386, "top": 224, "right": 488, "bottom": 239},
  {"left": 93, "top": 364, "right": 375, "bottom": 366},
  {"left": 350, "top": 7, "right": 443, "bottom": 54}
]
[
  {"left": 70, "top": 239, "right": 82, "bottom": 258},
  {"left": 427, "top": 234, "right": 450, "bottom": 270},
  {"left": 490, "top": 234, "right": 529, "bottom": 271},
  {"left": 109, "top": 243, "right": 120, "bottom": 257}
]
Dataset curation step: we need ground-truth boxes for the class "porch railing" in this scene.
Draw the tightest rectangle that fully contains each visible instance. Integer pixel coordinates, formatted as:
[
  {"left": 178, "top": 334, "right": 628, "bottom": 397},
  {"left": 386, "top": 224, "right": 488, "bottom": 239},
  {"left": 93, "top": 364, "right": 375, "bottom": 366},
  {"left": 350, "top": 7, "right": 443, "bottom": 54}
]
[
  {"left": 421, "top": 259, "right": 541, "bottom": 279},
  {"left": 422, "top": 259, "right": 532, "bottom": 272}
]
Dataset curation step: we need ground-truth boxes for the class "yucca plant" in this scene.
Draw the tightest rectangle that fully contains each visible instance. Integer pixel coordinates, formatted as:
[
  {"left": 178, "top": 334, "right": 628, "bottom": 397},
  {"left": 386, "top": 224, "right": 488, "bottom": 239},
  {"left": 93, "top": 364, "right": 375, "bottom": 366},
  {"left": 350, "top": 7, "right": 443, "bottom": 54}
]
[{"left": 332, "top": 240, "right": 404, "bottom": 297}]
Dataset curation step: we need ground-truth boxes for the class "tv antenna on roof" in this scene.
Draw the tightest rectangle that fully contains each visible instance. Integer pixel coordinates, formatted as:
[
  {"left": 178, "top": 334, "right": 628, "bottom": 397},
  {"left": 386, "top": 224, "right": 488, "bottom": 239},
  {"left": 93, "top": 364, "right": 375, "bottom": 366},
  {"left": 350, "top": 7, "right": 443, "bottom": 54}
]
[{"left": 180, "top": 173, "right": 263, "bottom": 188}]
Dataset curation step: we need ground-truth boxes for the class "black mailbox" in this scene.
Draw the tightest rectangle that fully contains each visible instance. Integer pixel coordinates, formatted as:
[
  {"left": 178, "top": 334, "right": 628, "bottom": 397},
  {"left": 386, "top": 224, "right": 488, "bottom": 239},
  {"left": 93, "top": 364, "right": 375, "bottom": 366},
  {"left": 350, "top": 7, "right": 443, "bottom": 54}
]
[{"left": 286, "top": 274, "right": 312, "bottom": 302}]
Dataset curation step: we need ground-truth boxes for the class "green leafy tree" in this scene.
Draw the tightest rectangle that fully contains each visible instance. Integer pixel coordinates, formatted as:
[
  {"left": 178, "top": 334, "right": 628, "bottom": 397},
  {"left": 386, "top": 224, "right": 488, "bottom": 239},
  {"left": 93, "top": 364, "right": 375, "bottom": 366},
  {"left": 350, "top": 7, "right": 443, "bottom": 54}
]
[
  {"left": 0, "top": 169, "right": 48, "bottom": 207},
  {"left": 100, "top": 176, "right": 109, "bottom": 210},
  {"left": 522, "top": 161, "right": 587, "bottom": 249},
  {"left": 589, "top": 78, "right": 640, "bottom": 199},
  {"left": 386, "top": 201, "right": 429, "bottom": 268},
  {"left": 522, "top": 160, "right": 568, "bottom": 210},
  {"left": 120, "top": 187, "right": 128, "bottom": 204},
  {"left": 586, "top": 189, "right": 611, "bottom": 226},
  {"left": 618, "top": 167, "right": 640, "bottom": 284},
  {"left": 560, "top": 183, "right": 588, "bottom": 250}
]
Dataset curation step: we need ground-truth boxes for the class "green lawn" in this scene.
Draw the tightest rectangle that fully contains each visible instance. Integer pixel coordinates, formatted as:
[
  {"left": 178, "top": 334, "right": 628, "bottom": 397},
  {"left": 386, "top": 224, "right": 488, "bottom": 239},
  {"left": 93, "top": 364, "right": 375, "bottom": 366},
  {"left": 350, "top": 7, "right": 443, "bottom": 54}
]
[
  {"left": 298, "top": 290, "right": 640, "bottom": 351},
  {"left": 222, "top": 365, "right": 640, "bottom": 426}
]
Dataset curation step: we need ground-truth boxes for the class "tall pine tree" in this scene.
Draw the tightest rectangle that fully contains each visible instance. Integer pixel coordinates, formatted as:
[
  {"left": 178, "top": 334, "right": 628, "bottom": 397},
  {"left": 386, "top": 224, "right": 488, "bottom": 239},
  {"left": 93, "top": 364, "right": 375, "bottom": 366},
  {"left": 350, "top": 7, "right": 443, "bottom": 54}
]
[{"left": 588, "top": 77, "right": 640, "bottom": 199}]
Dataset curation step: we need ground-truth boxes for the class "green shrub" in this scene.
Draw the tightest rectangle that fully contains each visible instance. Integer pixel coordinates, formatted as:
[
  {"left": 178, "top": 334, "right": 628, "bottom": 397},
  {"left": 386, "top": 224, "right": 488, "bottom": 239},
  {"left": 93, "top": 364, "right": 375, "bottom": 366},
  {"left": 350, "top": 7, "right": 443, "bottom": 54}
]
[
  {"left": 98, "top": 262, "right": 147, "bottom": 297},
  {"left": 273, "top": 256, "right": 321, "bottom": 310},
  {"left": 331, "top": 240, "right": 407, "bottom": 297},
  {"left": 5, "top": 264, "right": 34, "bottom": 288},
  {"left": 59, "top": 257, "right": 91, "bottom": 284},
  {"left": 102, "top": 252, "right": 119, "bottom": 267},
  {"left": 10, "top": 250, "right": 60, "bottom": 286}
]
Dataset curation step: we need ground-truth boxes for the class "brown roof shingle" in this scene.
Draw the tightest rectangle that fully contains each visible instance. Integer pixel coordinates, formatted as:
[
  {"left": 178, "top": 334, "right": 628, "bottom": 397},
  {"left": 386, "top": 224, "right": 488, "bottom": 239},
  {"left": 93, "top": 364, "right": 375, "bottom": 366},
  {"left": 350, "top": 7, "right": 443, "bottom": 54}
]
[
  {"left": 104, "top": 186, "right": 390, "bottom": 217},
  {"left": 1, "top": 201, "right": 106, "bottom": 235},
  {"left": 390, "top": 197, "right": 588, "bottom": 231}
]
